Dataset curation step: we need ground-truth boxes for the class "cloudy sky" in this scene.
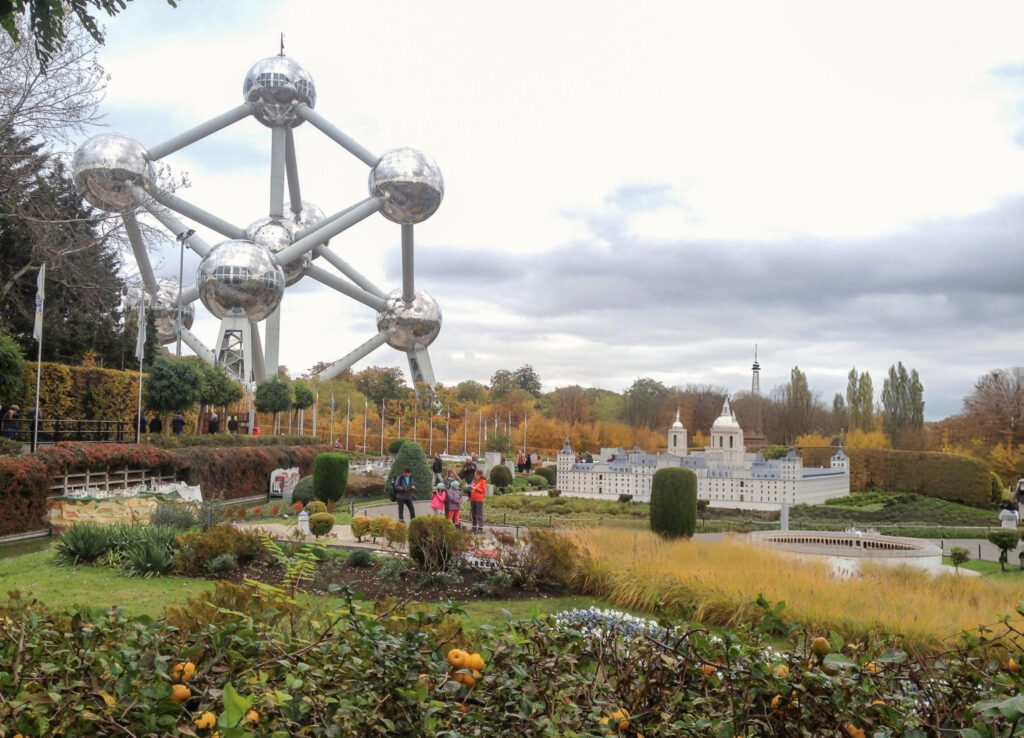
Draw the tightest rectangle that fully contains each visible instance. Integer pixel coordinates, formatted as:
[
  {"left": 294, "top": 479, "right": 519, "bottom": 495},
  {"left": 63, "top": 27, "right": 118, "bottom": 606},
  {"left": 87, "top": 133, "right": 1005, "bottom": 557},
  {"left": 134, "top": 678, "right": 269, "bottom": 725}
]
[{"left": 86, "top": 0, "right": 1024, "bottom": 419}]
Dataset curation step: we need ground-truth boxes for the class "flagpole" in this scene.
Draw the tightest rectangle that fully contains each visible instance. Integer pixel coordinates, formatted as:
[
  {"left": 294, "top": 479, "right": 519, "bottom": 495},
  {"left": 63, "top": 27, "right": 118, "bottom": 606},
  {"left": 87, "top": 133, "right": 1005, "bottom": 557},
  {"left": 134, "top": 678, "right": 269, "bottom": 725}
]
[
  {"left": 429, "top": 410, "right": 433, "bottom": 455},
  {"left": 362, "top": 398, "right": 367, "bottom": 453},
  {"left": 397, "top": 404, "right": 402, "bottom": 440},
  {"left": 445, "top": 406, "right": 450, "bottom": 454},
  {"left": 312, "top": 391, "right": 318, "bottom": 439},
  {"left": 329, "top": 394, "right": 335, "bottom": 447},
  {"left": 32, "top": 263, "right": 45, "bottom": 453},
  {"left": 345, "top": 395, "right": 350, "bottom": 450},
  {"left": 463, "top": 409, "right": 467, "bottom": 454},
  {"left": 136, "top": 296, "right": 145, "bottom": 444},
  {"left": 379, "top": 398, "right": 385, "bottom": 456}
]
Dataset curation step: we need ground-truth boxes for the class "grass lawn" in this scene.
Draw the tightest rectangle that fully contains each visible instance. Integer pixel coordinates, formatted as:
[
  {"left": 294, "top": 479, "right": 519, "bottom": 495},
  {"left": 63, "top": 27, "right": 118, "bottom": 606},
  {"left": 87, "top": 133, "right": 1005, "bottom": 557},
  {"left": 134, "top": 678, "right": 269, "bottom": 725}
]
[
  {"left": 0, "top": 551, "right": 214, "bottom": 617},
  {"left": 942, "top": 556, "right": 1024, "bottom": 580}
]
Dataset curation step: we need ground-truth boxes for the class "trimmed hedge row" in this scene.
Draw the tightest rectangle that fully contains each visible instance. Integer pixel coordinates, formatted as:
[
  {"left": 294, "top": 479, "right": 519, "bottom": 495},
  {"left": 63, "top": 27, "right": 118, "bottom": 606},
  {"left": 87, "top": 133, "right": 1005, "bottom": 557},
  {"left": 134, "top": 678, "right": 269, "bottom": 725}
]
[
  {"left": 144, "top": 434, "right": 323, "bottom": 449},
  {"left": 798, "top": 446, "right": 991, "bottom": 507},
  {"left": 0, "top": 442, "right": 330, "bottom": 536}
]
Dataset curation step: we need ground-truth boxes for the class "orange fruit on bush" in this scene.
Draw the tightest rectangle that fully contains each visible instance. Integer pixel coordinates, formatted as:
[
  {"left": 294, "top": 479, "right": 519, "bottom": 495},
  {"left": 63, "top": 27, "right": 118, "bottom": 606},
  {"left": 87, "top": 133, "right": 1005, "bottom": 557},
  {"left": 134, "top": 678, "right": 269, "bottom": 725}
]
[
  {"left": 468, "top": 653, "right": 485, "bottom": 671},
  {"left": 194, "top": 711, "right": 216, "bottom": 730},
  {"left": 871, "top": 699, "right": 886, "bottom": 706},
  {"left": 170, "top": 684, "right": 191, "bottom": 703},
  {"left": 244, "top": 709, "right": 259, "bottom": 724},
  {"left": 1006, "top": 657, "right": 1020, "bottom": 674},
  {"left": 770, "top": 695, "right": 782, "bottom": 710},
  {"left": 700, "top": 663, "right": 716, "bottom": 676},
  {"left": 843, "top": 725, "right": 866, "bottom": 738},
  {"left": 864, "top": 661, "right": 881, "bottom": 674},
  {"left": 447, "top": 649, "right": 468, "bottom": 669},
  {"left": 774, "top": 664, "right": 789, "bottom": 678},
  {"left": 172, "top": 661, "right": 196, "bottom": 680},
  {"left": 811, "top": 637, "right": 831, "bottom": 657}
]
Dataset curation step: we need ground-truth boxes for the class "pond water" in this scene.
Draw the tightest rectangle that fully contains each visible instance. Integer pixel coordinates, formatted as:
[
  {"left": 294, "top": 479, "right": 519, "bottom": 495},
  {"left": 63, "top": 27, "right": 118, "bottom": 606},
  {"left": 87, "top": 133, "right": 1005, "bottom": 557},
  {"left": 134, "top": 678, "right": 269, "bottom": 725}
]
[{"left": 0, "top": 536, "right": 52, "bottom": 560}]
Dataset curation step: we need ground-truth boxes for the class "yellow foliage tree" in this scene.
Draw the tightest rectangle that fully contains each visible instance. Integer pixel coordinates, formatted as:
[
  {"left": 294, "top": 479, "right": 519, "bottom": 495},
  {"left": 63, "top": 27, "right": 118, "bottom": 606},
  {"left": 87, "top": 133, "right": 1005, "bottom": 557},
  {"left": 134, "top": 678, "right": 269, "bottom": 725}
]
[
  {"left": 692, "top": 430, "right": 706, "bottom": 448},
  {"left": 989, "top": 442, "right": 1022, "bottom": 485},
  {"left": 794, "top": 432, "right": 832, "bottom": 447},
  {"left": 844, "top": 428, "right": 892, "bottom": 449}
]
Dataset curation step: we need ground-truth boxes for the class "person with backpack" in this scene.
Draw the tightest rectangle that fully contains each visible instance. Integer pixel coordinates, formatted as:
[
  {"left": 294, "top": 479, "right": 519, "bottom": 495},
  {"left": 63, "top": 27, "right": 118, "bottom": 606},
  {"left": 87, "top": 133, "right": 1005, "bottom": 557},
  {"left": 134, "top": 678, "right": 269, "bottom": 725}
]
[
  {"left": 445, "top": 475, "right": 462, "bottom": 529},
  {"left": 393, "top": 466, "right": 416, "bottom": 522},
  {"left": 432, "top": 453, "right": 444, "bottom": 484},
  {"left": 431, "top": 482, "right": 447, "bottom": 515}
]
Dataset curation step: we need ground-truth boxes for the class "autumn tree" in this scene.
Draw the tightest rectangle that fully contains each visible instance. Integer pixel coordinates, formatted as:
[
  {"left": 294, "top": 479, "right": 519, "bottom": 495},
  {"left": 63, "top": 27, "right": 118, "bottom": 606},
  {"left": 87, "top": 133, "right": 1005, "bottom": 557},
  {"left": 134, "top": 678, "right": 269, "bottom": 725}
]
[
  {"left": 513, "top": 364, "right": 542, "bottom": 395},
  {"left": 550, "top": 385, "right": 594, "bottom": 425},
  {"left": 456, "top": 379, "right": 487, "bottom": 404},
  {"left": 489, "top": 369, "right": 518, "bottom": 398},
  {"left": 881, "top": 362, "right": 925, "bottom": 449},
  {"left": 355, "top": 366, "right": 407, "bottom": 407},
  {"left": 624, "top": 377, "right": 669, "bottom": 429},
  {"left": 962, "top": 368, "right": 1024, "bottom": 447},
  {"left": 845, "top": 367, "right": 875, "bottom": 432}
]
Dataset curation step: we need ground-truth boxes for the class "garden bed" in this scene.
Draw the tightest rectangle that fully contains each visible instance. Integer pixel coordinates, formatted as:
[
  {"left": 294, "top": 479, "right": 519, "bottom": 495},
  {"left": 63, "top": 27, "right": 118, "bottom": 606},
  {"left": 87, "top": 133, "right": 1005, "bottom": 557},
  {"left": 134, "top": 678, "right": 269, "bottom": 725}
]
[{"left": 208, "top": 554, "right": 566, "bottom": 603}]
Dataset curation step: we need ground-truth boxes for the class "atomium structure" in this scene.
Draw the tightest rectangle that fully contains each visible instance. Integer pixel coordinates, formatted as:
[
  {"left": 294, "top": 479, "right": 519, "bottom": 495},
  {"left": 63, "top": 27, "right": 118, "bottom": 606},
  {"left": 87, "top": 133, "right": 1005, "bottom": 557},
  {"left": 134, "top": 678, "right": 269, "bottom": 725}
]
[{"left": 72, "top": 54, "right": 444, "bottom": 388}]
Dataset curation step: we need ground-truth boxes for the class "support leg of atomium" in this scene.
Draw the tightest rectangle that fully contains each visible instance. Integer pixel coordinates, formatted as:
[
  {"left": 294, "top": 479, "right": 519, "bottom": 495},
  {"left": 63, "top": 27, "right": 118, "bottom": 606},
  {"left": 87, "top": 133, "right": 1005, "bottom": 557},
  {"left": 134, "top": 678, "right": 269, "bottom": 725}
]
[
  {"left": 214, "top": 317, "right": 257, "bottom": 385},
  {"left": 407, "top": 346, "right": 436, "bottom": 387}
]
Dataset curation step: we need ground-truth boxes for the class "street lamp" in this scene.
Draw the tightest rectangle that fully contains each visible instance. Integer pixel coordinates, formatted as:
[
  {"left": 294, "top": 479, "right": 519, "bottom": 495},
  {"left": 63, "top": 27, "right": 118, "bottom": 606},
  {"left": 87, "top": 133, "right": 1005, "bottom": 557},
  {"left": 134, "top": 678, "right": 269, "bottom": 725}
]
[{"left": 175, "top": 228, "right": 195, "bottom": 358}]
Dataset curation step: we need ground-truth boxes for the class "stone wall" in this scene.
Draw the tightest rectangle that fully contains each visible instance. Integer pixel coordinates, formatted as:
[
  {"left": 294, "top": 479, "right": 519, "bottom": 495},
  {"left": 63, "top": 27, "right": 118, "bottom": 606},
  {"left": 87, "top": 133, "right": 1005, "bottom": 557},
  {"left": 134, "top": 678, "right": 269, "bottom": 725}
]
[{"left": 46, "top": 497, "right": 160, "bottom": 530}]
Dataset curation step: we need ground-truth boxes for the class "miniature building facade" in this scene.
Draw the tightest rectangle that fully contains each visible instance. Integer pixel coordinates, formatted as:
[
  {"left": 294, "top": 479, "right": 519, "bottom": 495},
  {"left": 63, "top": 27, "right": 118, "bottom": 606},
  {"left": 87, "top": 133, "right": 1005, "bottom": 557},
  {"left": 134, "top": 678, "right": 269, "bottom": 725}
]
[{"left": 556, "top": 400, "right": 850, "bottom": 510}]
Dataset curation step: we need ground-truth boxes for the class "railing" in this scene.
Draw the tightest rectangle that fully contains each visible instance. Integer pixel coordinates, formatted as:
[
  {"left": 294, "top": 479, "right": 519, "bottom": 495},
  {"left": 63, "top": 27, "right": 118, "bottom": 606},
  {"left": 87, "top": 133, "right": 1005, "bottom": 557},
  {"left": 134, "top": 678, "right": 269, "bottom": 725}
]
[{"left": 2, "top": 419, "right": 137, "bottom": 450}]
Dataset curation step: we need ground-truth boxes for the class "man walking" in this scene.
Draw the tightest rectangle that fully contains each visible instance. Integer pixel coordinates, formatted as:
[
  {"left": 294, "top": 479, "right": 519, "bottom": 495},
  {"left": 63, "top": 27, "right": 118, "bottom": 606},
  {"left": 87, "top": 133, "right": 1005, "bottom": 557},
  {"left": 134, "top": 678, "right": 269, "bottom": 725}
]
[
  {"left": 432, "top": 453, "right": 444, "bottom": 485},
  {"left": 171, "top": 412, "right": 185, "bottom": 436},
  {"left": 394, "top": 466, "right": 416, "bottom": 523}
]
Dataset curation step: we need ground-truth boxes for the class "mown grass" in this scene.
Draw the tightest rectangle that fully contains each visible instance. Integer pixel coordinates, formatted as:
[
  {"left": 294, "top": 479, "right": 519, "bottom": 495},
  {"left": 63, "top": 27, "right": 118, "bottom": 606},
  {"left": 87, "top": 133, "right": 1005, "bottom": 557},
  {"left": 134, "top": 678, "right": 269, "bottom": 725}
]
[
  {"left": 571, "top": 527, "right": 1024, "bottom": 650},
  {"left": 942, "top": 556, "right": 1024, "bottom": 580},
  {"left": 0, "top": 551, "right": 213, "bottom": 617}
]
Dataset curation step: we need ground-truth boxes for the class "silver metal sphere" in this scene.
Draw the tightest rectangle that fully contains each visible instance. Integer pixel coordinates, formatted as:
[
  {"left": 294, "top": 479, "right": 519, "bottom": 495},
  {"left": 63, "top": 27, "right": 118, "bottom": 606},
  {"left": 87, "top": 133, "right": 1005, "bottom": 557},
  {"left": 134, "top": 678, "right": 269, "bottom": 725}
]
[
  {"left": 72, "top": 134, "right": 154, "bottom": 212},
  {"left": 133, "top": 278, "right": 195, "bottom": 345},
  {"left": 242, "top": 56, "right": 316, "bottom": 128},
  {"left": 376, "top": 288, "right": 442, "bottom": 351},
  {"left": 368, "top": 148, "right": 444, "bottom": 224},
  {"left": 245, "top": 216, "right": 307, "bottom": 286},
  {"left": 292, "top": 200, "right": 328, "bottom": 257},
  {"left": 196, "top": 240, "right": 285, "bottom": 321}
]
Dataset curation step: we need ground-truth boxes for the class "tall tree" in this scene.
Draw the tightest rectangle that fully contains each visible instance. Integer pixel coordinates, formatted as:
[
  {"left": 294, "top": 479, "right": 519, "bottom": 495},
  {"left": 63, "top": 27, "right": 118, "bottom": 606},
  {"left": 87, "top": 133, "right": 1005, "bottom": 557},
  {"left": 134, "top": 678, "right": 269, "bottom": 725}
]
[
  {"left": 846, "top": 367, "right": 860, "bottom": 431},
  {"left": 780, "top": 366, "right": 815, "bottom": 443},
  {"left": 962, "top": 368, "right": 1024, "bottom": 447},
  {"left": 0, "top": 333, "right": 25, "bottom": 401},
  {"left": 144, "top": 357, "right": 201, "bottom": 417},
  {"left": 857, "top": 371, "right": 875, "bottom": 431},
  {"left": 489, "top": 369, "right": 518, "bottom": 398},
  {"left": 624, "top": 377, "right": 669, "bottom": 429},
  {"left": 455, "top": 379, "right": 487, "bottom": 404},
  {"left": 832, "top": 393, "right": 846, "bottom": 433},
  {"left": 354, "top": 366, "right": 406, "bottom": 407},
  {"left": 550, "top": 385, "right": 594, "bottom": 425},
  {"left": 255, "top": 377, "right": 292, "bottom": 435},
  {"left": 513, "top": 364, "right": 542, "bottom": 396}
]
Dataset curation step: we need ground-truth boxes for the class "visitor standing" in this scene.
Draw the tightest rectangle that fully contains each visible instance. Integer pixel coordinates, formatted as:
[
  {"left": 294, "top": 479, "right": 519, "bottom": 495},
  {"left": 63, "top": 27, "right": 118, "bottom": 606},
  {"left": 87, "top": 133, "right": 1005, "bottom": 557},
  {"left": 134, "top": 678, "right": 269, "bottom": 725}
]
[
  {"left": 136, "top": 411, "right": 147, "bottom": 436},
  {"left": 470, "top": 468, "right": 487, "bottom": 534},
  {"left": 445, "top": 476, "right": 462, "bottom": 529},
  {"left": 208, "top": 411, "right": 219, "bottom": 434},
  {"left": 999, "top": 500, "right": 1019, "bottom": 530},
  {"left": 431, "top": 482, "right": 447, "bottom": 515},
  {"left": 516, "top": 451, "right": 525, "bottom": 473},
  {"left": 459, "top": 457, "right": 476, "bottom": 485},
  {"left": 432, "top": 452, "right": 443, "bottom": 484},
  {"left": 4, "top": 405, "right": 20, "bottom": 440},
  {"left": 227, "top": 415, "right": 238, "bottom": 434},
  {"left": 171, "top": 412, "right": 185, "bottom": 436},
  {"left": 524, "top": 451, "right": 532, "bottom": 473},
  {"left": 149, "top": 415, "right": 163, "bottom": 434},
  {"left": 394, "top": 466, "right": 416, "bottom": 522}
]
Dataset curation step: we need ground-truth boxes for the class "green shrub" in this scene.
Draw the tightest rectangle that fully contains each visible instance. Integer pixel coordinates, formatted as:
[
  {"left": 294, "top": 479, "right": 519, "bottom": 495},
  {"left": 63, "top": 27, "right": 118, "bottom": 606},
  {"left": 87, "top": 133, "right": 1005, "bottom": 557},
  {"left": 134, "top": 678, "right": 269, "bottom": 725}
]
[
  {"left": 762, "top": 445, "right": 790, "bottom": 460},
  {"left": 547, "top": 487, "right": 561, "bottom": 497},
  {"left": 489, "top": 464, "right": 513, "bottom": 488},
  {"left": 533, "top": 465, "right": 556, "bottom": 486},
  {"left": 650, "top": 467, "right": 697, "bottom": 539},
  {"left": 618, "top": 494, "right": 633, "bottom": 503},
  {"left": 150, "top": 500, "right": 196, "bottom": 530},
  {"left": 472, "top": 569, "right": 513, "bottom": 597},
  {"left": 369, "top": 516, "right": 390, "bottom": 542},
  {"left": 527, "top": 474, "right": 548, "bottom": 489},
  {"left": 385, "top": 442, "right": 431, "bottom": 500},
  {"left": 408, "top": 515, "right": 470, "bottom": 572},
  {"left": 175, "top": 524, "right": 265, "bottom": 576},
  {"left": 309, "top": 512, "right": 335, "bottom": 538},
  {"left": 388, "top": 438, "right": 409, "bottom": 455},
  {"left": 950, "top": 546, "right": 970, "bottom": 572},
  {"left": 195, "top": 499, "right": 225, "bottom": 530},
  {"left": 204, "top": 552, "right": 238, "bottom": 575},
  {"left": 313, "top": 452, "right": 349, "bottom": 502},
  {"left": 346, "top": 548, "right": 373, "bottom": 567},
  {"left": 123, "top": 539, "right": 177, "bottom": 577},
  {"left": 379, "top": 556, "right": 406, "bottom": 590},
  {"left": 521, "top": 528, "right": 577, "bottom": 587},
  {"left": 385, "top": 518, "right": 408, "bottom": 548},
  {"left": 351, "top": 515, "right": 371, "bottom": 541},
  {"left": 54, "top": 523, "right": 111, "bottom": 565},
  {"left": 992, "top": 471, "right": 1006, "bottom": 507},
  {"left": 291, "top": 475, "right": 315, "bottom": 505},
  {"left": 306, "top": 500, "right": 328, "bottom": 514}
]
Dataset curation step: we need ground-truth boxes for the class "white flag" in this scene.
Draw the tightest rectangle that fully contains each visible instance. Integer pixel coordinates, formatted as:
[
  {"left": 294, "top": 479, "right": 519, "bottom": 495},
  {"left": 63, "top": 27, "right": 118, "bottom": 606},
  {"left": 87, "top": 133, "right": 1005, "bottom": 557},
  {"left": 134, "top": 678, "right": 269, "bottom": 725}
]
[
  {"left": 135, "top": 298, "right": 147, "bottom": 362},
  {"left": 33, "top": 263, "right": 45, "bottom": 342}
]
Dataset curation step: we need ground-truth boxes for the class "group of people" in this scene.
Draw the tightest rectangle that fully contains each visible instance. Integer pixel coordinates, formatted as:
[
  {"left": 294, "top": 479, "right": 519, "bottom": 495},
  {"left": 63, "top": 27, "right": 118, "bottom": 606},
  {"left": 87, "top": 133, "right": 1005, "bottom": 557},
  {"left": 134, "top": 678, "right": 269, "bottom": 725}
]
[
  {"left": 134, "top": 411, "right": 241, "bottom": 436},
  {"left": 395, "top": 456, "right": 488, "bottom": 534},
  {"left": 0, "top": 404, "right": 22, "bottom": 440},
  {"left": 515, "top": 450, "right": 533, "bottom": 473}
]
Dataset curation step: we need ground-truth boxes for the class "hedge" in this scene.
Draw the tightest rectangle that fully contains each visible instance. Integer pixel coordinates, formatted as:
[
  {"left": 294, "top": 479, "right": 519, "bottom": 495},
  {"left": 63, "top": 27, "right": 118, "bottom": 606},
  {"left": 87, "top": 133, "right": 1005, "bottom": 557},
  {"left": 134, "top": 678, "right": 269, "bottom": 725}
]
[
  {"left": 797, "top": 446, "right": 991, "bottom": 507},
  {"left": 0, "top": 442, "right": 330, "bottom": 536},
  {"left": 650, "top": 467, "right": 697, "bottom": 538},
  {"left": 144, "top": 434, "right": 323, "bottom": 449},
  {"left": 312, "top": 452, "right": 348, "bottom": 502}
]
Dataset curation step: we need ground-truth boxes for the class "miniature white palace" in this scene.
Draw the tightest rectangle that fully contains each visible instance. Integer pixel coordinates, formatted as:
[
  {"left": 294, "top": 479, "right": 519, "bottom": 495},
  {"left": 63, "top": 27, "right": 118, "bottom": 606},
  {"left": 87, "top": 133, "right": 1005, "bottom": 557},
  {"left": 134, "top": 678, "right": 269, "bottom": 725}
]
[{"left": 556, "top": 399, "right": 850, "bottom": 510}]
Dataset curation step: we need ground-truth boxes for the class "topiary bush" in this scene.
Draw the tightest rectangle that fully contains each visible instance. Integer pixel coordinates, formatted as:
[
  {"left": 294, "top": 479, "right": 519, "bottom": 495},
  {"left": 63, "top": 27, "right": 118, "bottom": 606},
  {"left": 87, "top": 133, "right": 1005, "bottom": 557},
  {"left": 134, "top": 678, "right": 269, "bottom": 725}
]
[
  {"left": 533, "top": 465, "right": 556, "bottom": 486},
  {"left": 306, "top": 500, "right": 327, "bottom": 514},
  {"left": 650, "top": 467, "right": 697, "bottom": 539},
  {"left": 527, "top": 474, "right": 548, "bottom": 489},
  {"left": 313, "top": 452, "right": 349, "bottom": 502},
  {"left": 309, "top": 512, "right": 335, "bottom": 538},
  {"left": 385, "top": 518, "right": 408, "bottom": 548},
  {"left": 408, "top": 515, "right": 470, "bottom": 572},
  {"left": 351, "top": 515, "right": 371, "bottom": 542},
  {"left": 369, "top": 516, "right": 390, "bottom": 542},
  {"left": 385, "top": 442, "right": 431, "bottom": 500},
  {"left": 388, "top": 438, "right": 409, "bottom": 455},
  {"left": 175, "top": 524, "right": 265, "bottom": 576},
  {"left": 346, "top": 548, "right": 373, "bottom": 567},
  {"left": 489, "top": 464, "right": 513, "bottom": 488},
  {"left": 291, "top": 475, "right": 315, "bottom": 505}
]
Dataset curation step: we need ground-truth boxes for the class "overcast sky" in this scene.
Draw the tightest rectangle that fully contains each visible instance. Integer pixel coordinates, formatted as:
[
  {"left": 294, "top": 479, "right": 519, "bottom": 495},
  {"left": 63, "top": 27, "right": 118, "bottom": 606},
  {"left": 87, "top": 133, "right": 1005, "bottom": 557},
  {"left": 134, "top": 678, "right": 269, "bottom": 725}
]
[{"left": 86, "top": 0, "right": 1024, "bottom": 420}]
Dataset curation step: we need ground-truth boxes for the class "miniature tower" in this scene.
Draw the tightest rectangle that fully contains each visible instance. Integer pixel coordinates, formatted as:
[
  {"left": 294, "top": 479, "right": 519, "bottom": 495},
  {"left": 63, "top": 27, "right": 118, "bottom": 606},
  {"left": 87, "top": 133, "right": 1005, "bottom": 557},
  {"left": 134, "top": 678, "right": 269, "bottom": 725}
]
[
  {"left": 710, "top": 397, "right": 744, "bottom": 464},
  {"left": 667, "top": 408, "right": 688, "bottom": 457},
  {"left": 557, "top": 436, "right": 575, "bottom": 478},
  {"left": 751, "top": 344, "right": 762, "bottom": 433}
]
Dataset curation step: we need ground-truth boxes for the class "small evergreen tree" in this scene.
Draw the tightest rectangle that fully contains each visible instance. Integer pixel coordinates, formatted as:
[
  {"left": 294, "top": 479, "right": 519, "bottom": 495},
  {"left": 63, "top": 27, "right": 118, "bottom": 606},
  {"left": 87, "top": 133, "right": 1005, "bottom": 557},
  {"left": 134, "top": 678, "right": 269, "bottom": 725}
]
[
  {"left": 386, "top": 442, "right": 431, "bottom": 501},
  {"left": 987, "top": 530, "right": 1019, "bottom": 572},
  {"left": 949, "top": 546, "right": 970, "bottom": 574},
  {"left": 144, "top": 357, "right": 202, "bottom": 415},
  {"left": 255, "top": 376, "right": 291, "bottom": 434},
  {"left": 312, "top": 453, "right": 348, "bottom": 503},
  {"left": 650, "top": 467, "right": 697, "bottom": 539},
  {"left": 388, "top": 438, "right": 409, "bottom": 455},
  {"left": 489, "top": 464, "right": 512, "bottom": 488},
  {"left": 0, "top": 334, "right": 25, "bottom": 401}
]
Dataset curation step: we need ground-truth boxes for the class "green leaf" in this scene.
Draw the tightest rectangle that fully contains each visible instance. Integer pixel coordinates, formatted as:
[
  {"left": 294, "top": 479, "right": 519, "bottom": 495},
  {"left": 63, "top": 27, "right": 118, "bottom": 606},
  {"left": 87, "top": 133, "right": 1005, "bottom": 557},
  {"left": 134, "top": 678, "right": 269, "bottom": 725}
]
[
  {"left": 823, "top": 653, "right": 856, "bottom": 669},
  {"left": 219, "top": 682, "right": 253, "bottom": 728}
]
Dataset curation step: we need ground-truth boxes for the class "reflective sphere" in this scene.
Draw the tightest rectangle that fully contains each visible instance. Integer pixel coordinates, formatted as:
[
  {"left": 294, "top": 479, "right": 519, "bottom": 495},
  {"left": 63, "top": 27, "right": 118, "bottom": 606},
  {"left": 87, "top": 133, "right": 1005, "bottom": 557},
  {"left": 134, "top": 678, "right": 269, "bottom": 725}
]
[
  {"left": 72, "top": 134, "right": 154, "bottom": 212},
  {"left": 245, "top": 216, "right": 307, "bottom": 286},
  {"left": 242, "top": 56, "right": 316, "bottom": 128},
  {"left": 133, "top": 278, "right": 195, "bottom": 345},
  {"left": 376, "top": 288, "right": 442, "bottom": 351},
  {"left": 293, "top": 200, "right": 328, "bottom": 256},
  {"left": 368, "top": 148, "right": 444, "bottom": 224},
  {"left": 196, "top": 240, "right": 285, "bottom": 321}
]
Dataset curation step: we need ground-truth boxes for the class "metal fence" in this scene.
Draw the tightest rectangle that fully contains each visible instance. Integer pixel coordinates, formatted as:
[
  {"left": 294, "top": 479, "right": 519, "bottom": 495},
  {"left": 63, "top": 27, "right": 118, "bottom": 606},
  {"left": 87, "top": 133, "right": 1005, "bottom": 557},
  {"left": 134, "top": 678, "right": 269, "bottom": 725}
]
[{"left": 2, "top": 419, "right": 137, "bottom": 450}]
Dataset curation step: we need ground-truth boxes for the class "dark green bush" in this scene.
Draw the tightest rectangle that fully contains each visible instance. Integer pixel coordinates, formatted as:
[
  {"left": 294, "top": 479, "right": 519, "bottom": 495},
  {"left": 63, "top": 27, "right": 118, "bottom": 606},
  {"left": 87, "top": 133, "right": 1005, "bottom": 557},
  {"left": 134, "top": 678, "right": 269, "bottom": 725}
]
[
  {"left": 762, "top": 445, "right": 790, "bottom": 460},
  {"left": 489, "top": 464, "right": 513, "bottom": 488},
  {"left": 527, "top": 474, "right": 548, "bottom": 489},
  {"left": 309, "top": 512, "right": 335, "bottom": 538},
  {"left": 313, "top": 452, "right": 349, "bottom": 502},
  {"left": 346, "top": 548, "right": 373, "bottom": 567},
  {"left": 408, "top": 515, "right": 470, "bottom": 572},
  {"left": 195, "top": 499, "right": 225, "bottom": 530},
  {"left": 306, "top": 500, "right": 327, "bottom": 514},
  {"left": 650, "top": 467, "right": 697, "bottom": 538},
  {"left": 123, "top": 539, "right": 176, "bottom": 577},
  {"left": 533, "top": 465, "right": 556, "bottom": 486},
  {"left": 618, "top": 494, "right": 633, "bottom": 503},
  {"left": 291, "top": 475, "right": 315, "bottom": 505},
  {"left": 988, "top": 529, "right": 1020, "bottom": 570},
  {"left": 992, "top": 471, "right": 1006, "bottom": 507},
  {"left": 150, "top": 500, "right": 196, "bottom": 530},
  {"left": 204, "top": 552, "right": 238, "bottom": 575},
  {"left": 388, "top": 438, "right": 409, "bottom": 455},
  {"left": 547, "top": 488, "right": 561, "bottom": 497},
  {"left": 385, "top": 442, "right": 431, "bottom": 500},
  {"left": 175, "top": 524, "right": 265, "bottom": 576},
  {"left": 54, "top": 523, "right": 111, "bottom": 565}
]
